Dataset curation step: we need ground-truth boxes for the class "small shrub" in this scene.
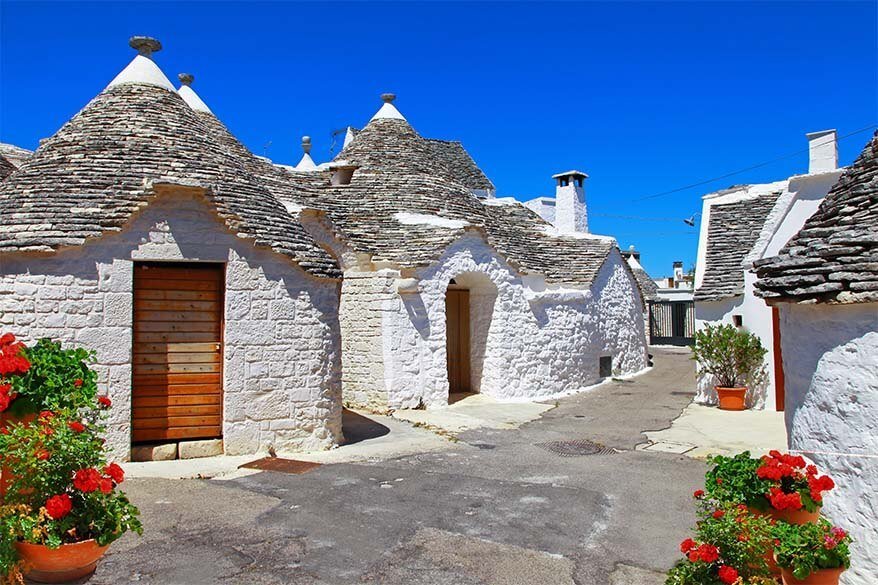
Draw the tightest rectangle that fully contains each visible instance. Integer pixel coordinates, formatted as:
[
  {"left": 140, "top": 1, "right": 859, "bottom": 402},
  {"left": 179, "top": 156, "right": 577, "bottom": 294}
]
[
  {"left": 691, "top": 324, "right": 767, "bottom": 388},
  {"left": 773, "top": 518, "right": 852, "bottom": 580}
]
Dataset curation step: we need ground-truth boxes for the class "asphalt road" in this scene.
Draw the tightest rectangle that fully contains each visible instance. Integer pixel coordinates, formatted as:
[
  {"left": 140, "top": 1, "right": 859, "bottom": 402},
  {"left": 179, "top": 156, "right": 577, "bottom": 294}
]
[{"left": 87, "top": 347, "right": 705, "bottom": 585}]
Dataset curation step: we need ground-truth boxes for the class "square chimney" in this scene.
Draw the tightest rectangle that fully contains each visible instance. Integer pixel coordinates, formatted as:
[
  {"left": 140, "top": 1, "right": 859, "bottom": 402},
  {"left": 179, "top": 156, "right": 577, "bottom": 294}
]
[{"left": 806, "top": 129, "right": 838, "bottom": 174}]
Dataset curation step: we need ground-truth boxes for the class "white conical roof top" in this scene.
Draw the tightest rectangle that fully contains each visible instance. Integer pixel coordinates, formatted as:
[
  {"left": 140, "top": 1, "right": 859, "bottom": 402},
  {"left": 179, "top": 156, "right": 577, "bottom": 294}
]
[
  {"left": 106, "top": 37, "right": 174, "bottom": 91},
  {"left": 295, "top": 136, "right": 318, "bottom": 171},
  {"left": 369, "top": 93, "right": 406, "bottom": 122},
  {"left": 176, "top": 73, "right": 213, "bottom": 114}
]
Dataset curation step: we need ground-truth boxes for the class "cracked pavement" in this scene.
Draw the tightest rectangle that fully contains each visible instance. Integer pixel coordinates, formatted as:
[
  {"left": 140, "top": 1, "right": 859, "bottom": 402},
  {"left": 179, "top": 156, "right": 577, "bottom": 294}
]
[{"left": 87, "top": 347, "right": 704, "bottom": 585}]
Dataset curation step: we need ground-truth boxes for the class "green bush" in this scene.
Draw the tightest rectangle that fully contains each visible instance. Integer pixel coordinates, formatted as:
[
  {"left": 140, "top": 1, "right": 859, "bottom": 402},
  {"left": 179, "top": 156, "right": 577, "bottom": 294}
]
[
  {"left": 691, "top": 324, "right": 767, "bottom": 388},
  {"left": 773, "top": 519, "right": 852, "bottom": 580}
]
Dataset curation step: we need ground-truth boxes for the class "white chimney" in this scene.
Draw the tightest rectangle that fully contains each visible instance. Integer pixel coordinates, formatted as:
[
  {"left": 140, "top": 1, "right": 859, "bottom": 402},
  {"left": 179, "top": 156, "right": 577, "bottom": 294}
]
[
  {"left": 552, "top": 170, "right": 588, "bottom": 233},
  {"left": 806, "top": 129, "right": 838, "bottom": 174}
]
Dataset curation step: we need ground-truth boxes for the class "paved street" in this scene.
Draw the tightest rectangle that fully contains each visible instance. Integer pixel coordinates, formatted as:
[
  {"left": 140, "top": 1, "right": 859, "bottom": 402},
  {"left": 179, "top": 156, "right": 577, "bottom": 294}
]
[{"left": 91, "top": 348, "right": 705, "bottom": 585}]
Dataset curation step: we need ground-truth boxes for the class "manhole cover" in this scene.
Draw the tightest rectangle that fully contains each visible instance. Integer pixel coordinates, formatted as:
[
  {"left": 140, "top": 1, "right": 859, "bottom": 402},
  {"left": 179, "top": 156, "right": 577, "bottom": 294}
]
[
  {"left": 469, "top": 443, "right": 496, "bottom": 450},
  {"left": 240, "top": 457, "right": 322, "bottom": 474},
  {"left": 534, "top": 439, "right": 615, "bottom": 457}
]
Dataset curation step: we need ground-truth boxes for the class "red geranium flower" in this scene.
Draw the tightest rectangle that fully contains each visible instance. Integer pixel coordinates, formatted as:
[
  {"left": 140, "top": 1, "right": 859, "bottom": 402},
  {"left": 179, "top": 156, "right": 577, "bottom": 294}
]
[
  {"left": 693, "top": 489, "right": 704, "bottom": 498},
  {"left": 35, "top": 449, "right": 51, "bottom": 461},
  {"left": 73, "top": 468, "right": 102, "bottom": 493},
  {"left": 0, "top": 391, "right": 10, "bottom": 413},
  {"left": 68, "top": 421, "right": 86, "bottom": 433},
  {"left": 680, "top": 538, "right": 697, "bottom": 553},
  {"left": 717, "top": 565, "right": 739, "bottom": 584},
  {"left": 696, "top": 543, "right": 720, "bottom": 563},
  {"left": 768, "top": 487, "right": 802, "bottom": 511},
  {"left": 38, "top": 410, "right": 54, "bottom": 420},
  {"left": 712, "top": 509, "right": 725, "bottom": 519},
  {"left": 45, "top": 494, "right": 72, "bottom": 520},
  {"left": 104, "top": 463, "right": 124, "bottom": 484},
  {"left": 73, "top": 378, "right": 83, "bottom": 387},
  {"left": 99, "top": 477, "right": 114, "bottom": 494},
  {"left": 98, "top": 396, "right": 112, "bottom": 408}
]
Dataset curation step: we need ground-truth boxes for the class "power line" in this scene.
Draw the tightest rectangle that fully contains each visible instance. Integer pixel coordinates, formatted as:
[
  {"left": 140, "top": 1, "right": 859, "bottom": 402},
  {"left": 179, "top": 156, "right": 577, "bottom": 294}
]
[{"left": 626, "top": 124, "right": 877, "bottom": 203}]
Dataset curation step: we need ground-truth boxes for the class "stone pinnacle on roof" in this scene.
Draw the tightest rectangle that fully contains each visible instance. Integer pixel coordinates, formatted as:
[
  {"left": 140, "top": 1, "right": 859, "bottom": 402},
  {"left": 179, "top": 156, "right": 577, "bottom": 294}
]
[
  {"left": 176, "top": 72, "right": 213, "bottom": 114},
  {"left": 107, "top": 35, "right": 174, "bottom": 91},
  {"left": 295, "top": 136, "right": 318, "bottom": 171},
  {"left": 370, "top": 91, "right": 407, "bottom": 122},
  {"left": 129, "top": 36, "right": 162, "bottom": 57}
]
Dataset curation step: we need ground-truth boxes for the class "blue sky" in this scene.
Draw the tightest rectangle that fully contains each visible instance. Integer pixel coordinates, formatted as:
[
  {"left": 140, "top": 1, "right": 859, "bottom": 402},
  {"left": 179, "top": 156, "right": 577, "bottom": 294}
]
[{"left": 2, "top": 1, "right": 876, "bottom": 277}]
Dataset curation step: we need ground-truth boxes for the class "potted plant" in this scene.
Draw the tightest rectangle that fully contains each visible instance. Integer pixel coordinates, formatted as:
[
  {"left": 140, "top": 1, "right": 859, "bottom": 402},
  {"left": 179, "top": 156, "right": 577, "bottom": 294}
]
[
  {"left": 1, "top": 335, "right": 100, "bottom": 502},
  {"left": 0, "top": 336, "right": 141, "bottom": 583},
  {"left": 691, "top": 324, "right": 767, "bottom": 410},
  {"left": 704, "top": 451, "right": 834, "bottom": 525},
  {"left": 772, "top": 518, "right": 851, "bottom": 585},
  {"left": 665, "top": 502, "right": 777, "bottom": 584}
]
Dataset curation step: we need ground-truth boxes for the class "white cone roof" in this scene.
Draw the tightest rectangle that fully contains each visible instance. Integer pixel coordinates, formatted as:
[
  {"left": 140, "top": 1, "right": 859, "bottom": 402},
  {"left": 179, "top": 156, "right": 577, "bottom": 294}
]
[
  {"left": 178, "top": 84, "right": 213, "bottom": 114},
  {"left": 369, "top": 101, "right": 406, "bottom": 122},
  {"left": 106, "top": 55, "right": 175, "bottom": 91},
  {"left": 295, "top": 153, "right": 318, "bottom": 171}
]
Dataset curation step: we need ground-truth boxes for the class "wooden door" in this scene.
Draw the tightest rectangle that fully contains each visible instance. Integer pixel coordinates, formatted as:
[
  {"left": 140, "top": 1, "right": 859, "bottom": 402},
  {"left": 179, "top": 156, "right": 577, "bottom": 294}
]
[
  {"left": 132, "top": 263, "right": 224, "bottom": 443},
  {"left": 445, "top": 289, "right": 471, "bottom": 394}
]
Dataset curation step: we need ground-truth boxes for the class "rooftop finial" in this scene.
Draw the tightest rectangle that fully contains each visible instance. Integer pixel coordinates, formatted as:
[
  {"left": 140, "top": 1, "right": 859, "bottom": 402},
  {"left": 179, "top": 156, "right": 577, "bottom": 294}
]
[
  {"left": 129, "top": 36, "right": 162, "bottom": 58},
  {"left": 178, "top": 73, "right": 194, "bottom": 86},
  {"left": 301, "top": 136, "right": 312, "bottom": 154},
  {"left": 381, "top": 93, "right": 396, "bottom": 104}
]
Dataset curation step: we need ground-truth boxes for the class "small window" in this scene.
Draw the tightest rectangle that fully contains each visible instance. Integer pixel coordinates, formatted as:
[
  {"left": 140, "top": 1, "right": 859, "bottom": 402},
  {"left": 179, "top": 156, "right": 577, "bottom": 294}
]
[
  {"left": 575, "top": 177, "right": 583, "bottom": 188},
  {"left": 732, "top": 315, "right": 743, "bottom": 327},
  {"left": 599, "top": 356, "right": 613, "bottom": 378}
]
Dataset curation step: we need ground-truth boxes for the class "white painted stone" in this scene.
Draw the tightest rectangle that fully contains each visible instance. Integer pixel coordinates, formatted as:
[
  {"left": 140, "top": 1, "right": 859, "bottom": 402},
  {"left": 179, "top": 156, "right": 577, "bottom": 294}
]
[
  {"left": 370, "top": 102, "right": 406, "bottom": 122},
  {"left": 778, "top": 302, "right": 878, "bottom": 585},
  {"left": 0, "top": 192, "right": 342, "bottom": 461},
  {"left": 177, "top": 84, "right": 213, "bottom": 114},
  {"left": 106, "top": 55, "right": 175, "bottom": 91},
  {"left": 339, "top": 232, "right": 647, "bottom": 410}
]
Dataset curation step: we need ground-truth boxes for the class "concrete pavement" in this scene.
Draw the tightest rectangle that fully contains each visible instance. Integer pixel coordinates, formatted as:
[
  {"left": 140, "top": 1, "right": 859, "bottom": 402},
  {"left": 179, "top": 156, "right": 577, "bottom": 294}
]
[{"left": 92, "top": 347, "right": 707, "bottom": 585}]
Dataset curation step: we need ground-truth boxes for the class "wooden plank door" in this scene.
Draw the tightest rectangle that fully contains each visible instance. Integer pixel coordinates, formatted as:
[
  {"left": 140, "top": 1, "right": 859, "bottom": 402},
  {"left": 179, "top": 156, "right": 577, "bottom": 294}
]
[
  {"left": 132, "top": 262, "right": 224, "bottom": 443},
  {"left": 445, "top": 289, "right": 471, "bottom": 394}
]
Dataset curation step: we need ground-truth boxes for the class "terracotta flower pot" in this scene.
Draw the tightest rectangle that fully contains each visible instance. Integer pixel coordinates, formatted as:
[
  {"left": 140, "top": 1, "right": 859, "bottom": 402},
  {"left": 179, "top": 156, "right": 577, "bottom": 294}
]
[
  {"left": 781, "top": 567, "right": 844, "bottom": 585},
  {"left": 771, "top": 506, "right": 821, "bottom": 525},
  {"left": 716, "top": 386, "right": 747, "bottom": 410},
  {"left": 14, "top": 540, "right": 110, "bottom": 583},
  {"left": 749, "top": 505, "right": 821, "bottom": 525},
  {"left": 0, "top": 411, "right": 36, "bottom": 502}
]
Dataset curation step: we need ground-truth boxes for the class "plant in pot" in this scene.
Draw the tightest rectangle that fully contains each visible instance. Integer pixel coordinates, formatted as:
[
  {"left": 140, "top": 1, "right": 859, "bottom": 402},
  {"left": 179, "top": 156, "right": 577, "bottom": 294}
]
[
  {"left": 772, "top": 518, "right": 851, "bottom": 585},
  {"left": 666, "top": 501, "right": 777, "bottom": 584},
  {"left": 0, "top": 336, "right": 141, "bottom": 583},
  {"left": 705, "top": 451, "right": 835, "bottom": 525},
  {"left": 691, "top": 324, "right": 767, "bottom": 410},
  {"left": 1, "top": 335, "right": 100, "bottom": 502}
]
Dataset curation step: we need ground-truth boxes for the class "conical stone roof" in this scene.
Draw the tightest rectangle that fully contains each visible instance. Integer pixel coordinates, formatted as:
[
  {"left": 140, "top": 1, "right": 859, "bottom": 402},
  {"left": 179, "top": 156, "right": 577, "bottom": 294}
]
[{"left": 0, "top": 64, "right": 339, "bottom": 278}]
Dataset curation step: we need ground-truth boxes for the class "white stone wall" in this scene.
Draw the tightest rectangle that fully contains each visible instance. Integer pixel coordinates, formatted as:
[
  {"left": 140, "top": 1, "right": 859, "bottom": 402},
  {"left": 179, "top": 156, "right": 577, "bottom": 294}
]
[
  {"left": 373, "top": 232, "right": 647, "bottom": 408},
  {"left": 0, "top": 192, "right": 342, "bottom": 460},
  {"left": 338, "top": 270, "right": 396, "bottom": 410},
  {"left": 778, "top": 302, "right": 878, "bottom": 585}
]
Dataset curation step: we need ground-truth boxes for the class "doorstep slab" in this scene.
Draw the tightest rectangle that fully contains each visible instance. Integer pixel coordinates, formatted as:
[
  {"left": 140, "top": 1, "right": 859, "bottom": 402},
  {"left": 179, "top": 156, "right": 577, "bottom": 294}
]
[
  {"left": 131, "top": 442, "right": 178, "bottom": 462},
  {"left": 179, "top": 439, "right": 224, "bottom": 459},
  {"left": 638, "top": 441, "right": 697, "bottom": 454}
]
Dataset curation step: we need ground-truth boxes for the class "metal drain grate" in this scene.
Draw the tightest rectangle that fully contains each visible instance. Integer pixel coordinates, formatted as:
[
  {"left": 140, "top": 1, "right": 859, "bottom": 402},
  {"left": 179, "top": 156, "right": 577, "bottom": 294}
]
[
  {"left": 534, "top": 439, "right": 616, "bottom": 457},
  {"left": 239, "top": 457, "right": 322, "bottom": 474}
]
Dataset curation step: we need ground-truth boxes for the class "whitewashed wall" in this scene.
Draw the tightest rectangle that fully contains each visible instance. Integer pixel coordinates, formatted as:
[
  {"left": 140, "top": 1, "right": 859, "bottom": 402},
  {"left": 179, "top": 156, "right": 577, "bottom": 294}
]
[
  {"left": 779, "top": 302, "right": 878, "bottom": 585},
  {"left": 0, "top": 192, "right": 342, "bottom": 460},
  {"left": 375, "top": 232, "right": 648, "bottom": 408}
]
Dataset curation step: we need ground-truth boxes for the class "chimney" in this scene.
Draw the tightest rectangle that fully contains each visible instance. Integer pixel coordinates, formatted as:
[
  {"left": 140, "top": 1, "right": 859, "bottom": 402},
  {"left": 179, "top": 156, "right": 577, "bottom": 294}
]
[
  {"left": 673, "top": 261, "right": 684, "bottom": 284},
  {"left": 623, "top": 245, "right": 640, "bottom": 261},
  {"left": 551, "top": 170, "right": 588, "bottom": 233},
  {"left": 806, "top": 129, "right": 838, "bottom": 174}
]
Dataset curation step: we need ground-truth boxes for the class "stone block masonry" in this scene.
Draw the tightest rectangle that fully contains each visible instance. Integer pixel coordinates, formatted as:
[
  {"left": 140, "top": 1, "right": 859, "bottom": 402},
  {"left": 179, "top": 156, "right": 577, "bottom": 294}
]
[{"left": 0, "top": 192, "right": 342, "bottom": 460}]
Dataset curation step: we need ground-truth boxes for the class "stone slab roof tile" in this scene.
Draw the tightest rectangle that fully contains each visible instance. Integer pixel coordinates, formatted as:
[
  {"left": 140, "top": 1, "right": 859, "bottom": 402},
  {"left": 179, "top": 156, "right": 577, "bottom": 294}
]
[
  {"left": 755, "top": 134, "right": 878, "bottom": 304},
  {"left": 0, "top": 84, "right": 340, "bottom": 278},
  {"left": 424, "top": 138, "right": 494, "bottom": 191},
  {"left": 694, "top": 190, "right": 782, "bottom": 301}
]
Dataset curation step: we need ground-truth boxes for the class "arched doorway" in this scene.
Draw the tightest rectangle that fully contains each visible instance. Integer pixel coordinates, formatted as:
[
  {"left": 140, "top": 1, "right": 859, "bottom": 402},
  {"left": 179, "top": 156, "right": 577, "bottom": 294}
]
[{"left": 445, "top": 272, "right": 497, "bottom": 400}]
